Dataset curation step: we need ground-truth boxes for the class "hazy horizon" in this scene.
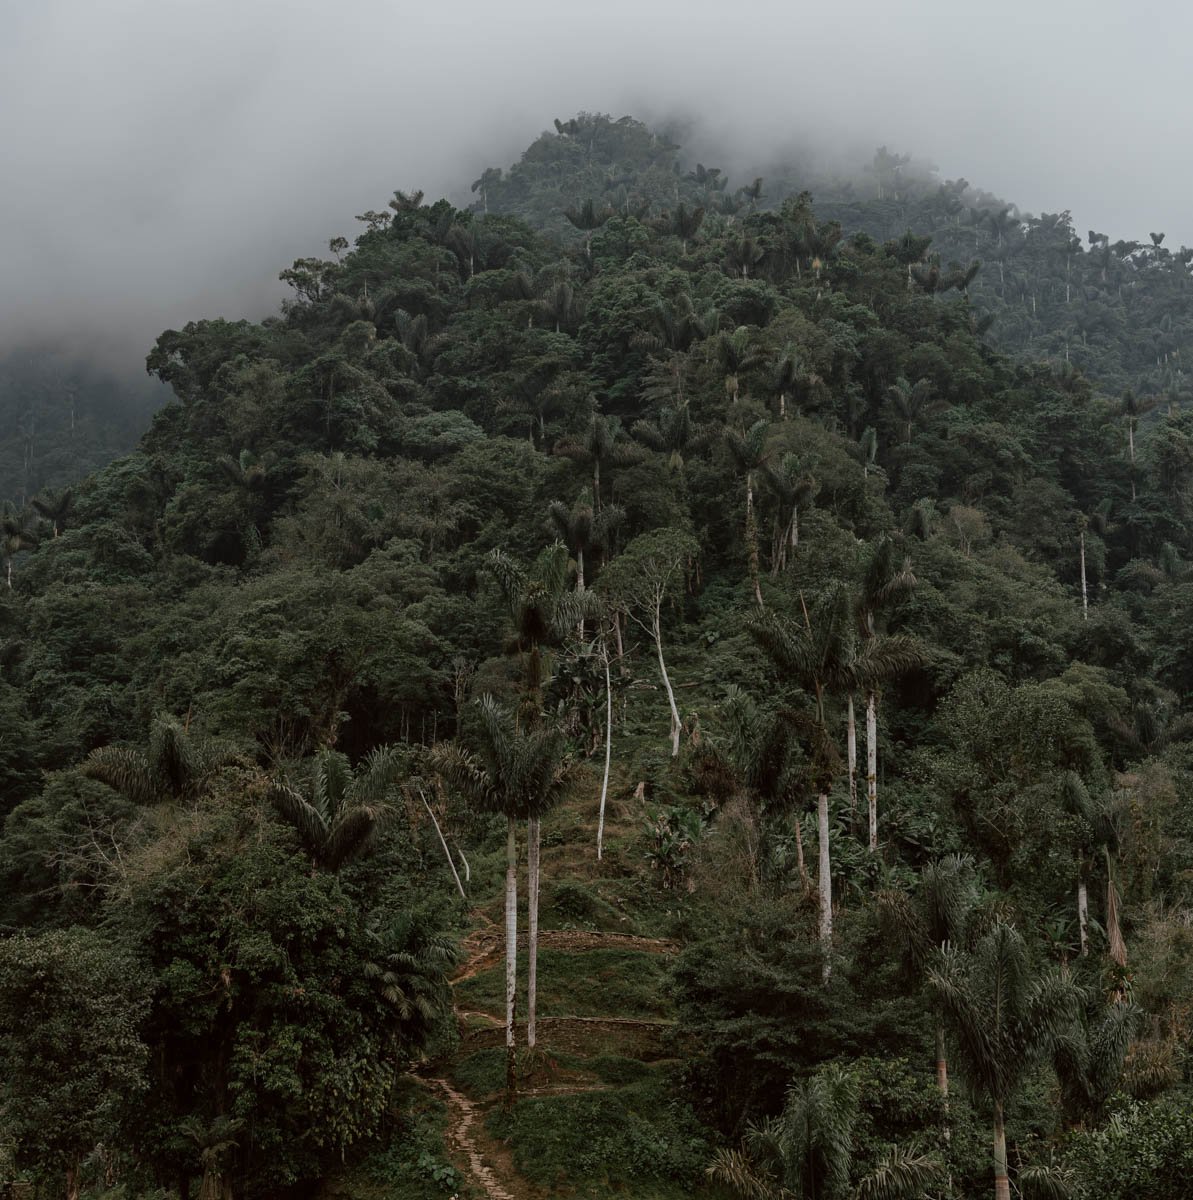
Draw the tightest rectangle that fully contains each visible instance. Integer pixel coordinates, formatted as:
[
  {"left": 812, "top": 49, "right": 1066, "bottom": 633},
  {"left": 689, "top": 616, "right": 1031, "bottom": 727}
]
[{"left": 5, "top": 0, "right": 1192, "bottom": 375}]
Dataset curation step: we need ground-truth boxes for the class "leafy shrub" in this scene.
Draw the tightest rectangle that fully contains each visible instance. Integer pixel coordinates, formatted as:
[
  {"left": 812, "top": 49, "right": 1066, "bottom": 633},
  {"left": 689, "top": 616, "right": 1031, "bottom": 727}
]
[
  {"left": 489, "top": 1078, "right": 708, "bottom": 1190},
  {"left": 1065, "top": 1096, "right": 1193, "bottom": 1199}
]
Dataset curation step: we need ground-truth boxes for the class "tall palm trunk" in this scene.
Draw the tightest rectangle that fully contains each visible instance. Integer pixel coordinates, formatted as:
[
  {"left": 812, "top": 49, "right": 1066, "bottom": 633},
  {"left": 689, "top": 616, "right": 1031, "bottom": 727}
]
[
  {"left": 1077, "top": 867, "right": 1089, "bottom": 957},
  {"left": 846, "top": 697, "right": 858, "bottom": 824},
  {"left": 504, "top": 817, "right": 518, "bottom": 1098},
  {"left": 866, "top": 691, "right": 879, "bottom": 852},
  {"left": 1079, "top": 530, "right": 1089, "bottom": 620},
  {"left": 597, "top": 642, "right": 612, "bottom": 859},
  {"left": 745, "top": 474, "right": 764, "bottom": 609},
  {"left": 527, "top": 816, "right": 540, "bottom": 1049},
  {"left": 421, "top": 789, "right": 465, "bottom": 898},
  {"left": 993, "top": 1100, "right": 1010, "bottom": 1200},
  {"left": 794, "top": 812, "right": 809, "bottom": 891},
  {"left": 653, "top": 607, "right": 682, "bottom": 757},
  {"left": 935, "top": 1024, "right": 951, "bottom": 1139},
  {"left": 818, "top": 792, "right": 832, "bottom": 982}
]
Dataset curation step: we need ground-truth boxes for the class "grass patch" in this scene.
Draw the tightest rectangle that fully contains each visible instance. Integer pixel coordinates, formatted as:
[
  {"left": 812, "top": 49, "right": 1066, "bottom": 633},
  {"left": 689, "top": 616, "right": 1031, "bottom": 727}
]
[
  {"left": 487, "top": 1075, "right": 709, "bottom": 1196},
  {"left": 453, "top": 947, "right": 674, "bottom": 1020}
]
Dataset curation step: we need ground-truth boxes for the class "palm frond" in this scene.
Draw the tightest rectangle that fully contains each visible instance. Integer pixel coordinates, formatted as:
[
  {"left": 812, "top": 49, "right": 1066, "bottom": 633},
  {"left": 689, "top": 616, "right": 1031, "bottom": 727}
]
[
  {"left": 81, "top": 745, "right": 159, "bottom": 805},
  {"left": 267, "top": 781, "right": 329, "bottom": 849},
  {"left": 706, "top": 1148, "right": 784, "bottom": 1200},
  {"left": 324, "top": 805, "right": 381, "bottom": 870},
  {"left": 854, "top": 1146, "right": 943, "bottom": 1200}
]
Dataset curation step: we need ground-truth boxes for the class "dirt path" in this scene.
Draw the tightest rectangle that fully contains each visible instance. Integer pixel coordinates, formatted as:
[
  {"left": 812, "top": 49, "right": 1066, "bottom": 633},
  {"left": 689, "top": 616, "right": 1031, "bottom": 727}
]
[
  {"left": 452, "top": 928, "right": 676, "bottom": 984},
  {"left": 426, "top": 916, "right": 678, "bottom": 1197},
  {"left": 426, "top": 1076, "right": 518, "bottom": 1200}
]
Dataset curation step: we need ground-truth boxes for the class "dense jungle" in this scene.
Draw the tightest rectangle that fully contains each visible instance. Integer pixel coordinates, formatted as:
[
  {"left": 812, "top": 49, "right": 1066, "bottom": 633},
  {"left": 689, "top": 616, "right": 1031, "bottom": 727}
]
[{"left": 4, "top": 112, "right": 1193, "bottom": 1200}]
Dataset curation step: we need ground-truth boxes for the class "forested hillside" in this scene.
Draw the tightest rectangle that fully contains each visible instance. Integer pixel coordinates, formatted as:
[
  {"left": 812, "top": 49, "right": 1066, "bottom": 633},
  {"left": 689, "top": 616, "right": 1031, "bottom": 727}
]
[
  {"left": 0, "top": 350, "right": 163, "bottom": 506},
  {"left": 4, "top": 113, "right": 1193, "bottom": 1200}
]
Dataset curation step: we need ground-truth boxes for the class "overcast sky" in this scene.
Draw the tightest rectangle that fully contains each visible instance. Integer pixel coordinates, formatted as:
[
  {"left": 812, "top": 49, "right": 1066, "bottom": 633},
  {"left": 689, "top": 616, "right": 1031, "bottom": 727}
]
[{"left": 4, "top": 0, "right": 1192, "bottom": 372}]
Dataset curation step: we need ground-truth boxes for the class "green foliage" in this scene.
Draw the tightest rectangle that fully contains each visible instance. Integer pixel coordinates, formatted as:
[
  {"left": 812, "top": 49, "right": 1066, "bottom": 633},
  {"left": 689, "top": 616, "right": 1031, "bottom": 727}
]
[
  {"left": 7, "top": 111, "right": 1193, "bottom": 1200},
  {"left": 0, "top": 928, "right": 149, "bottom": 1187},
  {"left": 490, "top": 1075, "right": 709, "bottom": 1192},
  {"left": 1064, "top": 1097, "right": 1193, "bottom": 1199}
]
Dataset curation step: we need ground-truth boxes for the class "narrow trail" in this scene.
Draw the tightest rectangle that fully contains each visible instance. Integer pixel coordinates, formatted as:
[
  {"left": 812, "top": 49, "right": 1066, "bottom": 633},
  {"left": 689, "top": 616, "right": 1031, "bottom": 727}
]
[
  {"left": 426, "top": 1076, "right": 517, "bottom": 1200},
  {"left": 425, "top": 912, "right": 679, "bottom": 1197},
  {"left": 451, "top": 927, "right": 677, "bottom": 984}
]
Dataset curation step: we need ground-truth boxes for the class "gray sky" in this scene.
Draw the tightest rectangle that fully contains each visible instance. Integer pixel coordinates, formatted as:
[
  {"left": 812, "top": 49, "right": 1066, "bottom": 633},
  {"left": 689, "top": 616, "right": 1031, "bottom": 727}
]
[{"left": 4, "top": 0, "right": 1192, "bottom": 371}]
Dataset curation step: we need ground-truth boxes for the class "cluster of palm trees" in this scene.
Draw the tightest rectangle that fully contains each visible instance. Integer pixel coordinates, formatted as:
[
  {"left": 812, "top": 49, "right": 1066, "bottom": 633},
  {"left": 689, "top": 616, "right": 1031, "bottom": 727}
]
[{"left": 747, "top": 539, "right": 922, "bottom": 977}]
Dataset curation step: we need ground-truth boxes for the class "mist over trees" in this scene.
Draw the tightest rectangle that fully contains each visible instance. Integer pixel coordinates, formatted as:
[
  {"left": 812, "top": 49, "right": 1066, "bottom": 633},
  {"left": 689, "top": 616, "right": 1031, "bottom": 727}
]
[{"left": 4, "top": 111, "right": 1193, "bottom": 1200}]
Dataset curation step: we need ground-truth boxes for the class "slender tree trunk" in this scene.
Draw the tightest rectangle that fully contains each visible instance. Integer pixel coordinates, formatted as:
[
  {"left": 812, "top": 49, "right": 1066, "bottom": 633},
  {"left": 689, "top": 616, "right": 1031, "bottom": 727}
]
[
  {"left": 866, "top": 692, "right": 879, "bottom": 852},
  {"left": 421, "top": 789, "right": 465, "bottom": 898},
  {"left": 66, "top": 1156, "right": 81, "bottom": 1200},
  {"left": 935, "top": 1023, "right": 951, "bottom": 1139},
  {"left": 576, "top": 547, "right": 585, "bottom": 639},
  {"left": 746, "top": 474, "right": 764, "bottom": 608},
  {"left": 504, "top": 817, "right": 518, "bottom": 1099},
  {"left": 846, "top": 697, "right": 858, "bottom": 824},
  {"left": 818, "top": 792, "right": 833, "bottom": 981},
  {"left": 1077, "top": 871, "right": 1089, "bottom": 957},
  {"left": 993, "top": 1100, "right": 1010, "bottom": 1200},
  {"left": 653, "top": 608, "right": 682, "bottom": 757},
  {"left": 1080, "top": 530, "right": 1089, "bottom": 620},
  {"left": 527, "top": 815, "right": 540, "bottom": 1050},
  {"left": 794, "top": 812, "right": 808, "bottom": 891},
  {"left": 592, "top": 459, "right": 601, "bottom": 511},
  {"left": 597, "top": 641, "right": 612, "bottom": 859}
]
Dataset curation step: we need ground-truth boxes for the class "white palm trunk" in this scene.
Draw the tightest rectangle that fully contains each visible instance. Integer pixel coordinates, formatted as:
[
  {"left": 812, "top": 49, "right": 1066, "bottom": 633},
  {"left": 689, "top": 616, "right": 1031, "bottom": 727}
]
[
  {"left": 420, "top": 789, "right": 465, "bottom": 898},
  {"left": 846, "top": 697, "right": 858, "bottom": 822},
  {"left": 818, "top": 792, "right": 833, "bottom": 982},
  {"left": 993, "top": 1101, "right": 1010, "bottom": 1200},
  {"left": 597, "top": 643, "right": 612, "bottom": 859},
  {"left": 504, "top": 817, "right": 518, "bottom": 1095},
  {"left": 653, "top": 605, "right": 682, "bottom": 757},
  {"left": 527, "top": 815, "right": 540, "bottom": 1049},
  {"left": 866, "top": 692, "right": 879, "bottom": 852},
  {"left": 1079, "top": 530, "right": 1089, "bottom": 620},
  {"left": 1077, "top": 872, "right": 1089, "bottom": 957}
]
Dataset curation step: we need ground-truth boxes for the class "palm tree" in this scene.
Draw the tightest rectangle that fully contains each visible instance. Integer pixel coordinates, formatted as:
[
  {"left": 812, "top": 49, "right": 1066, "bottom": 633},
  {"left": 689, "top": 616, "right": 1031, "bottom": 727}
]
[
  {"left": 30, "top": 487, "right": 73, "bottom": 537},
  {"left": 717, "top": 326, "right": 766, "bottom": 405},
  {"left": 885, "top": 377, "right": 942, "bottom": 443},
  {"left": 432, "top": 696, "right": 570, "bottom": 1090},
  {"left": 855, "top": 539, "right": 918, "bottom": 852},
  {"left": 546, "top": 495, "right": 622, "bottom": 599},
  {"left": 484, "top": 543, "right": 583, "bottom": 709},
  {"left": 564, "top": 198, "right": 614, "bottom": 259},
  {"left": 554, "top": 410, "right": 642, "bottom": 511},
  {"left": 632, "top": 395, "right": 712, "bottom": 475},
  {"left": 1119, "top": 389, "right": 1157, "bottom": 498},
  {"left": 928, "top": 921, "right": 1078, "bottom": 1200},
  {"left": 266, "top": 746, "right": 400, "bottom": 871},
  {"left": 1058, "top": 773, "right": 1118, "bottom": 958},
  {"left": 264, "top": 739, "right": 396, "bottom": 873},
  {"left": 751, "top": 588, "right": 920, "bottom": 977},
  {"left": 762, "top": 453, "right": 819, "bottom": 574},
  {"left": 748, "top": 588, "right": 855, "bottom": 979},
  {"left": 881, "top": 855, "right": 981, "bottom": 1118},
  {"left": 710, "top": 1062, "right": 940, "bottom": 1199},
  {"left": 82, "top": 714, "right": 234, "bottom": 806},
  {"left": 362, "top": 908, "right": 457, "bottom": 1049},
  {"left": 725, "top": 419, "right": 772, "bottom": 608},
  {"left": 1, "top": 503, "right": 38, "bottom": 589},
  {"left": 482, "top": 544, "right": 584, "bottom": 1053}
]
